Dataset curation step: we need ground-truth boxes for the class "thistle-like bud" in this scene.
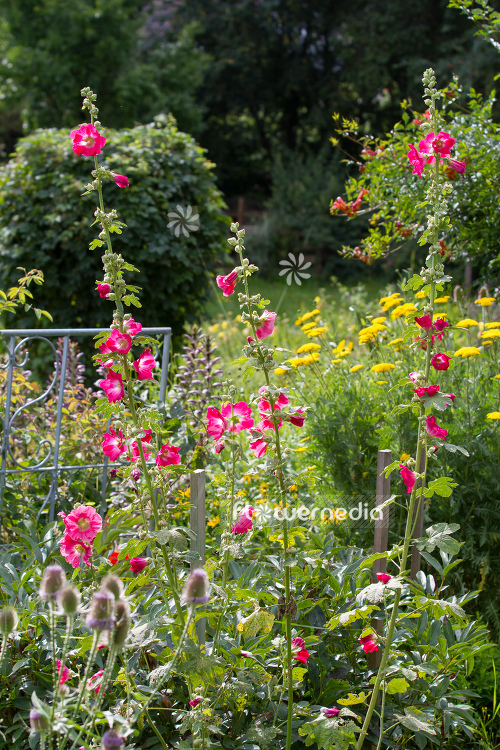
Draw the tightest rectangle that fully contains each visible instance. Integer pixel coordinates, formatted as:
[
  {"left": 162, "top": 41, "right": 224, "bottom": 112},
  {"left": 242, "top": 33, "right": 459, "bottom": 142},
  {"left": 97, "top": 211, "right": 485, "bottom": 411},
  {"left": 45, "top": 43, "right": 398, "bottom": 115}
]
[
  {"left": 114, "top": 599, "right": 131, "bottom": 648},
  {"left": 29, "top": 709, "right": 49, "bottom": 734},
  {"left": 182, "top": 568, "right": 210, "bottom": 605},
  {"left": 86, "top": 591, "right": 115, "bottom": 631},
  {"left": 39, "top": 565, "right": 66, "bottom": 600},
  {"left": 57, "top": 586, "right": 81, "bottom": 616},
  {"left": 101, "top": 730, "right": 125, "bottom": 749},
  {"left": 101, "top": 574, "right": 124, "bottom": 601},
  {"left": 0, "top": 606, "right": 18, "bottom": 636}
]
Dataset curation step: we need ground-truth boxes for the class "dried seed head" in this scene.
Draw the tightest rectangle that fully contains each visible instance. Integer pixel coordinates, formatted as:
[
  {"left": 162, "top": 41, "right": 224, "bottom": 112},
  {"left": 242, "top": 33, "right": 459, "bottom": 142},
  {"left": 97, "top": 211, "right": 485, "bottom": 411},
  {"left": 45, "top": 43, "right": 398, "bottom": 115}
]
[
  {"left": 39, "top": 565, "right": 66, "bottom": 600},
  {"left": 182, "top": 568, "right": 210, "bottom": 605},
  {"left": 30, "top": 709, "right": 49, "bottom": 734},
  {"left": 101, "top": 574, "right": 124, "bottom": 601},
  {"left": 57, "top": 586, "right": 81, "bottom": 616},
  {"left": 86, "top": 591, "right": 115, "bottom": 631},
  {"left": 0, "top": 606, "right": 18, "bottom": 636}
]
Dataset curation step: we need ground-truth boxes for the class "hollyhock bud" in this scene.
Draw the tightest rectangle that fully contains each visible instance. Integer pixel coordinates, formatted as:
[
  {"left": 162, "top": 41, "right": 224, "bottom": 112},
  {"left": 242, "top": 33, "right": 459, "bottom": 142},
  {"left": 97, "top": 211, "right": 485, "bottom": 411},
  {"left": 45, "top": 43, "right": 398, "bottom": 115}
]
[
  {"left": 101, "top": 731, "right": 125, "bottom": 750},
  {"left": 360, "top": 633, "right": 379, "bottom": 653},
  {"left": 156, "top": 444, "right": 181, "bottom": 467},
  {"left": 289, "top": 409, "right": 306, "bottom": 427},
  {"left": 216, "top": 269, "right": 239, "bottom": 296},
  {"left": 255, "top": 311, "right": 277, "bottom": 340},
  {"left": 433, "top": 318, "right": 449, "bottom": 332},
  {"left": 101, "top": 574, "right": 124, "bottom": 601},
  {"left": 415, "top": 314, "right": 433, "bottom": 330},
  {"left": 376, "top": 573, "right": 391, "bottom": 584},
  {"left": 190, "top": 697, "right": 202, "bottom": 708},
  {"left": 57, "top": 586, "right": 81, "bottom": 616},
  {"left": 0, "top": 606, "right": 18, "bottom": 636},
  {"left": 133, "top": 349, "right": 156, "bottom": 380},
  {"left": 322, "top": 707, "right": 340, "bottom": 717},
  {"left": 114, "top": 599, "right": 131, "bottom": 648},
  {"left": 56, "top": 660, "right": 69, "bottom": 685},
  {"left": 70, "top": 123, "right": 106, "bottom": 157},
  {"left": 431, "top": 353, "right": 450, "bottom": 371},
  {"left": 130, "top": 557, "right": 148, "bottom": 574},
  {"left": 109, "top": 468, "right": 118, "bottom": 479},
  {"left": 409, "top": 371, "right": 423, "bottom": 384},
  {"left": 101, "top": 370, "right": 125, "bottom": 402},
  {"left": 426, "top": 416, "right": 448, "bottom": 440},
  {"left": 124, "top": 317, "right": 142, "bottom": 336},
  {"left": 182, "top": 568, "right": 210, "bottom": 605},
  {"left": 113, "top": 173, "right": 129, "bottom": 188},
  {"left": 86, "top": 591, "right": 115, "bottom": 631},
  {"left": 399, "top": 464, "right": 416, "bottom": 494},
  {"left": 29, "top": 709, "right": 49, "bottom": 734},
  {"left": 447, "top": 158, "right": 466, "bottom": 174},
  {"left": 97, "top": 282, "right": 111, "bottom": 298},
  {"left": 132, "top": 468, "right": 141, "bottom": 481},
  {"left": 106, "top": 329, "right": 132, "bottom": 354},
  {"left": 291, "top": 636, "right": 310, "bottom": 664},
  {"left": 39, "top": 564, "right": 66, "bottom": 600},
  {"left": 232, "top": 506, "right": 255, "bottom": 535}
]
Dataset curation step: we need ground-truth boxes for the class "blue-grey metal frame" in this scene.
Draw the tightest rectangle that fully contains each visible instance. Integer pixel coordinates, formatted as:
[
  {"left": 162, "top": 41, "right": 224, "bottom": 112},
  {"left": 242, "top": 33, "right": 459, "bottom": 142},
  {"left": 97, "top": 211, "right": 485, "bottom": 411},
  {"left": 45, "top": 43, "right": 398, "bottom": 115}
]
[{"left": 0, "top": 327, "right": 171, "bottom": 523}]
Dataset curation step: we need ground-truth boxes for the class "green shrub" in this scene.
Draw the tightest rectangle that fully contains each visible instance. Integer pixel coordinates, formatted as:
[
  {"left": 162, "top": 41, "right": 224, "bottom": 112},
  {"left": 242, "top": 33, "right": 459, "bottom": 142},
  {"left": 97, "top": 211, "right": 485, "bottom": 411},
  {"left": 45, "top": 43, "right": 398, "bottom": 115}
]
[{"left": 0, "top": 115, "right": 229, "bottom": 333}]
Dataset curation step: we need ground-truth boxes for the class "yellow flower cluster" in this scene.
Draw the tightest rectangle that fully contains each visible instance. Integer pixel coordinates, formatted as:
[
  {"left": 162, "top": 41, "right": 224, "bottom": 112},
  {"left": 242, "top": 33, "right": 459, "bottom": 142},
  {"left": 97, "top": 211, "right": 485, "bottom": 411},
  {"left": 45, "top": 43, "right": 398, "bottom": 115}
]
[
  {"left": 391, "top": 302, "right": 417, "bottom": 320},
  {"left": 306, "top": 326, "right": 327, "bottom": 338},
  {"left": 297, "top": 342, "right": 321, "bottom": 353},
  {"left": 434, "top": 296, "right": 450, "bottom": 304},
  {"left": 332, "top": 339, "right": 353, "bottom": 358},
  {"left": 288, "top": 352, "right": 320, "bottom": 367},
  {"left": 379, "top": 292, "right": 402, "bottom": 311},
  {"left": 456, "top": 319, "right": 478, "bottom": 328},
  {"left": 350, "top": 364, "right": 364, "bottom": 373},
  {"left": 475, "top": 297, "right": 496, "bottom": 307},
  {"left": 481, "top": 330, "right": 500, "bottom": 340},
  {"left": 487, "top": 412, "right": 500, "bottom": 420},
  {"left": 358, "top": 322, "right": 387, "bottom": 344},
  {"left": 295, "top": 309, "right": 320, "bottom": 325},
  {"left": 433, "top": 312, "right": 447, "bottom": 321},
  {"left": 388, "top": 338, "right": 403, "bottom": 346},
  {"left": 454, "top": 347, "right": 481, "bottom": 358},
  {"left": 486, "top": 322, "right": 500, "bottom": 329},
  {"left": 370, "top": 363, "right": 396, "bottom": 373}
]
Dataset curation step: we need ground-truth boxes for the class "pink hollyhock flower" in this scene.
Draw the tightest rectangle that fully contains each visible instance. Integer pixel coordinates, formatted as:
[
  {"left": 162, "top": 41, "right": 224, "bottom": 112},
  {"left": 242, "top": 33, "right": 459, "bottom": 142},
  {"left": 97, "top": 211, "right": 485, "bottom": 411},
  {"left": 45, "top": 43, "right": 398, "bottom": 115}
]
[
  {"left": 426, "top": 416, "right": 448, "bottom": 440},
  {"left": 407, "top": 144, "right": 427, "bottom": 175},
  {"left": 413, "top": 384, "right": 440, "bottom": 398},
  {"left": 255, "top": 311, "right": 277, "bottom": 340},
  {"left": 427, "top": 384, "right": 440, "bottom": 396},
  {"left": 290, "top": 409, "right": 306, "bottom": 427},
  {"left": 57, "top": 660, "right": 69, "bottom": 685},
  {"left": 190, "top": 697, "right": 202, "bottom": 708},
  {"left": 291, "top": 637, "right": 310, "bottom": 664},
  {"left": 214, "top": 440, "right": 225, "bottom": 454},
  {"left": 413, "top": 387, "right": 427, "bottom": 398},
  {"left": 97, "top": 282, "right": 111, "bottom": 298},
  {"left": 106, "top": 329, "right": 132, "bottom": 354},
  {"left": 156, "top": 444, "right": 181, "bottom": 467},
  {"left": 60, "top": 535, "right": 92, "bottom": 568},
  {"left": 102, "top": 428, "right": 126, "bottom": 462},
  {"left": 322, "top": 707, "right": 340, "bottom": 718},
  {"left": 59, "top": 505, "right": 102, "bottom": 544},
  {"left": 216, "top": 269, "right": 239, "bottom": 296},
  {"left": 101, "top": 370, "right": 125, "bottom": 402},
  {"left": 133, "top": 349, "right": 156, "bottom": 380},
  {"left": 409, "top": 371, "right": 421, "bottom": 384},
  {"left": 88, "top": 670, "right": 104, "bottom": 694},
  {"left": 445, "top": 392, "right": 456, "bottom": 403},
  {"left": 99, "top": 340, "right": 113, "bottom": 356},
  {"left": 377, "top": 573, "right": 391, "bottom": 584},
  {"left": 249, "top": 434, "right": 267, "bottom": 457},
  {"left": 258, "top": 416, "right": 283, "bottom": 431},
  {"left": 431, "top": 353, "right": 450, "bottom": 371},
  {"left": 207, "top": 402, "right": 254, "bottom": 440},
  {"left": 360, "top": 633, "right": 379, "bottom": 653},
  {"left": 70, "top": 123, "right": 106, "bottom": 157},
  {"left": 258, "top": 386, "right": 289, "bottom": 413},
  {"left": 232, "top": 506, "right": 255, "bottom": 535},
  {"left": 415, "top": 314, "right": 433, "bottom": 330},
  {"left": 399, "top": 464, "right": 416, "bottom": 494},
  {"left": 124, "top": 317, "right": 142, "bottom": 336},
  {"left": 130, "top": 557, "right": 148, "bottom": 574},
  {"left": 113, "top": 173, "right": 129, "bottom": 188},
  {"left": 129, "top": 429, "right": 153, "bottom": 462},
  {"left": 206, "top": 407, "right": 227, "bottom": 440},
  {"left": 447, "top": 158, "right": 466, "bottom": 174},
  {"left": 419, "top": 131, "right": 455, "bottom": 158},
  {"left": 433, "top": 318, "right": 449, "bottom": 332}
]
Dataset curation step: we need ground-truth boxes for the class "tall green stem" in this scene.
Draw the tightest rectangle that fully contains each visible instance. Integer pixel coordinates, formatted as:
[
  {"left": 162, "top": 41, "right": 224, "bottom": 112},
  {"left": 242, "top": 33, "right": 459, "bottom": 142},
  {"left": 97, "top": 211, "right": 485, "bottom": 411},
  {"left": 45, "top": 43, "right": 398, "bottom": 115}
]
[{"left": 59, "top": 630, "right": 99, "bottom": 750}]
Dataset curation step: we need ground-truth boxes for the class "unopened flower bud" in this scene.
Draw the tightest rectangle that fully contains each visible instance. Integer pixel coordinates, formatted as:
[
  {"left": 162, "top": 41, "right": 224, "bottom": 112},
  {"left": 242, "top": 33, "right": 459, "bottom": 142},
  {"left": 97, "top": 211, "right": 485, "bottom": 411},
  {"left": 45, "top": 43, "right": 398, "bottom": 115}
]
[
  {"left": 29, "top": 709, "right": 49, "bottom": 734},
  {"left": 39, "top": 565, "right": 66, "bottom": 600},
  {"left": 114, "top": 599, "right": 131, "bottom": 648},
  {"left": 131, "top": 468, "right": 141, "bottom": 481},
  {"left": 57, "top": 586, "right": 81, "bottom": 616},
  {"left": 182, "top": 568, "right": 210, "bottom": 605},
  {"left": 0, "top": 606, "right": 18, "bottom": 636},
  {"left": 101, "top": 574, "right": 124, "bottom": 601},
  {"left": 101, "top": 730, "right": 125, "bottom": 749},
  {"left": 86, "top": 591, "right": 115, "bottom": 630}
]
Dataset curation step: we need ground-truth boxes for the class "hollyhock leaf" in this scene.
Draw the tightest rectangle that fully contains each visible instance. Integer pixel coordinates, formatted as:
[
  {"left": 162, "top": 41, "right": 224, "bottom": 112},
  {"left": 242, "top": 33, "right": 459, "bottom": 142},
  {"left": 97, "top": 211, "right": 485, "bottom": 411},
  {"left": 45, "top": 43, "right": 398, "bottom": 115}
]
[
  {"left": 327, "top": 605, "right": 380, "bottom": 629},
  {"left": 357, "top": 582, "right": 386, "bottom": 604},
  {"left": 426, "top": 477, "right": 458, "bottom": 498},
  {"left": 242, "top": 366, "right": 256, "bottom": 382},
  {"left": 338, "top": 692, "right": 371, "bottom": 705},
  {"left": 387, "top": 677, "right": 410, "bottom": 694},
  {"left": 237, "top": 608, "right": 275, "bottom": 638},
  {"left": 404, "top": 274, "right": 424, "bottom": 291},
  {"left": 441, "top": 442, "right": 469, "bottom": 456},
  {"left": 230, "top": 355, "right": 249, "bottom": 366},
  {"left": 292, "top": 667, "right": 308, "bottom": 683},
  {"left": 298, "top": 717, "right": 357, "bottom": 750},
  {"left": 416, "top": 522, "right": 461, "bottom": 554},
  {"left": 152, "top": 528, "right": 190, "bottom": 550},
  {"left": 395, "top": 708, "right": 437, "bottom": 735}
]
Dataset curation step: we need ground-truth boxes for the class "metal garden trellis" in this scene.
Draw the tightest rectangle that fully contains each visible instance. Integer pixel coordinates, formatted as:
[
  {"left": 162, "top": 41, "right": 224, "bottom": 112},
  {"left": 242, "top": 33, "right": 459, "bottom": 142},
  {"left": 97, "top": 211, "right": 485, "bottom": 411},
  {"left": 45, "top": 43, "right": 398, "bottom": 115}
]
[{"left": 0, "top": 327, "right": 171, "bottom": 523}]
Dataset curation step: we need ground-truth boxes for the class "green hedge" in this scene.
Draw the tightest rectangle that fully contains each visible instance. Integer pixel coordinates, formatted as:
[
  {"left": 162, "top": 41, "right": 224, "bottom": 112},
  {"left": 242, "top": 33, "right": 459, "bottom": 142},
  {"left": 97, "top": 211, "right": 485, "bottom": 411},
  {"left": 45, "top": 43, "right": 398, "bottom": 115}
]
[{"left": 0, "top": 115, "right": 229, "bottom": 332}]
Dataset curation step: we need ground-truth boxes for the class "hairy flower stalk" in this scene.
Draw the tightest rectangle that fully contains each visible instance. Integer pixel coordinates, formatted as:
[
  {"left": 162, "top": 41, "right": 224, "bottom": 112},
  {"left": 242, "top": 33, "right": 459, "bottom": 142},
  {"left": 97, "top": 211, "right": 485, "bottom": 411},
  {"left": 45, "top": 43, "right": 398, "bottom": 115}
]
[{"left": 355, "top": 68, "right": 455, "bottom": 750}]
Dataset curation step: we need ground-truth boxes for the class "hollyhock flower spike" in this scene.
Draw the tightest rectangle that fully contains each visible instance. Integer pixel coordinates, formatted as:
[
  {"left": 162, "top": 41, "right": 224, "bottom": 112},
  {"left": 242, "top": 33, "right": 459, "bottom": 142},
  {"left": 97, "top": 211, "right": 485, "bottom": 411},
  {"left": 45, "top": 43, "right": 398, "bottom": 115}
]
[
  {"left": 291, "top": 636, "right": 310, "bottom": 664},
  {"left": 60, "top": 505, "right": 102, "bottom": 544},
  {"left": 399, "top": 464, "right": 416, "bottom": 494},
  {"left": 113, "top": 173, "right": 129, "bottom": 188},
  {"left": 133, "top": 349, "right": 156, "bottom": 380},
  {"left": 101, "top": 370, "right": 125, "bottom": 402},
  {"left": 431, "top": 353, "right": 450, "bottom": 371},
  {"left": 156, "top": 443, "right": 181, "bottom": 466},
  {"left": 255, "top": 311, "right": 277, "bottom": 340},
  {"left": 70, "top": 123, "right": 106, "bottom": 156},
  {"left": 426, "top": 416, "right": 448, "bottom": 440},
  {"left": 60, "top": 535, "right": 92, "bottom": 568},
  {"left": 232, "top": 506, "right": 255, "bottom": 534},
  {"left": 102, "top": 428, "right": 126, "bottom": 461},
  {"left": 216, "top": 269, "right": 239, "bottom": 296},
  {"left": 97, "top": 282, "right": 111, "bottom": 298}
]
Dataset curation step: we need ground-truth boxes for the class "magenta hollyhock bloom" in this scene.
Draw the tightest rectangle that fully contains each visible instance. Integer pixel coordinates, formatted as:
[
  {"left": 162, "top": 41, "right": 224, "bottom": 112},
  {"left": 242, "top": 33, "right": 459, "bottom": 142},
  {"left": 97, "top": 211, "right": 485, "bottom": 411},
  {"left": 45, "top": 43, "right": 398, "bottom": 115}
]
[
  {"left": 258, "top": 386, "right": 289, "bottom": 412},
  {"left": 255, "top": 311, "right": 277, "bottom": 340},
  {"left": 60, "top": 534, "right": 92, "bottom": 568},
  {"left": 131, "top": 468, "right": 141, "bottom": 481},
  {"left": 133, "top": 349, "right": 156, "bottom": 380},
  {"left": 407, "top": 144, "right": 427, "bottom": 175},
  {"left": 427, "top": 384, "right": 440, "bottom": 396},
  {"left": 113, "top": 173, "right": 129, "bottom": 188},
  {"left": 412, "top": 387, "right": 426, "bottom": 398},
  {"left": 409, "top": 371, "right": 421, "bottom": 384},
  {"left": 360, "top": 633, "right": 379, "bottom": 653},
  {"left": 206, "top": 407, "right": 227, "bottom": 440},
  {"left": 448, "top": 158, "right": 466, "bottom": 174},
  {"left": 376, "top": 573, "right": 392, "bottom": 584},
  {"left": 290, "top": 409, "right": 306, "bottom": 427},
  {"left": 445, "top": 392, "right": 456, "bottom": 403},
  {"left": 426, "top": 416, "right": 448, "bottom": 440},
  {"left": 106, "top": 329, "right": 132, "bottom": 354},
  {"left": 190, "top": 697, "right": 202, "bottom": 708},
  {"left": 232, "top": 506, "right": 255, "bottom": 535},
  {"left": 88, "top": 669, "right": 104, "bottom": 694},
  {"left": 57, "top": 660, "right": 69, "bottom": 685},
  {"left": 322, "top": 707, "right": 340, "bottom": 718},
  {"left": 291, "top": 636, "right": 310, "bottom": 664},
  {"left": 433, "top": 318, "right": 449, "bottom": 332},
  {"left": 258, "top": 416, "right": 283, "bottom": 431},
  {"left": 70, "top": 123, "right": 106, "bottom": 156},
  {"left": 124, "top": 317, "right": 142, "bottom": 336},
  {"left": 415, "top": 314, "right": 433, "bottom": 330},
  {"left": 97, "top": 282, "right": 111, "bottom": 298},
  {"left": 102, "top": 428, "right": 126, "bottom": 461},
  {"left": 431, "top": 353, "right": 450, "bottom": 371},
  {"left": 399, "top": 464, "right": 416, "bottom": 494},
  {"left": 214, "top": 440, "right": 225, "bottom": 454},
  {"left": 101, "top": 370, "right": 125, "bottom": 402},
  {"left": 222, "top": 401, "right": 254, "bottom": 432},
  {"left": 130, "top": 557, "right": 148, "bottom": 574},
  {"left": 414, "top": 384, "right": 440, "bottom": 398},
  {"left": 129, "top": 430, "right": 152, "bottom": 462},
  {"left": 156, "top": 444, "right": 181, "bottom": 466},
  {"left": 99, "top": 339, "right": 113, "bottom": 356},
  {"left": 419, "top": 131, "right": 455, "bottom": 158},
  {"left": 59, "top": 505, "right": 102, "bottom": 544},
  {"left": 216, "top": 269, "right": 239, "bottom": 297},
  {"left": 249, "top": 434, "right": 267, "bottom": 457}
]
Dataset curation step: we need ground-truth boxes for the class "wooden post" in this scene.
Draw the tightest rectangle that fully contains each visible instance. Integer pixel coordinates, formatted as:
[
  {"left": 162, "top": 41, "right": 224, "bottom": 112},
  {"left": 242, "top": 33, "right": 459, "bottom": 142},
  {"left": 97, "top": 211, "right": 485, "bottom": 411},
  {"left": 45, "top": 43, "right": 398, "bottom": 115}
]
[
  {"left": 190, "top": 469, "right": 206, "bottom": 645},
  {"left": 410, "top": 452, "right": 426, "bottom": 580},
  {"left": 369, "top": 449, "right": 392, "bottom": 673}
]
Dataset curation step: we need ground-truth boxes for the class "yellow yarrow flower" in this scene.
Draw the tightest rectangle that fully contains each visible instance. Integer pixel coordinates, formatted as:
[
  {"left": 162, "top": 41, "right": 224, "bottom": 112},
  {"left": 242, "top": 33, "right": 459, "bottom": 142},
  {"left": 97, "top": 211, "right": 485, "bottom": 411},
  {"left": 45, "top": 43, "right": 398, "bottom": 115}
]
[
  {"left": 456, "top": 319, "right": 479, "bottom": 328},
  {"left": 303, "top": 353, "right": 320, "bottom": 365},
  {"left": 274, "top": 367, "right": 288, "bottom": 375},
  {"left": 416, "top": 291, "right": 427, "bottom": 299},
  {"left": 301, "top": 321, "right": 317, "bottom": 332},
  {"left": 370, "top": 363, "right": 396, "bottom": 373},
  {"left": 207, "top": 516, "right": 220, "bottom": 527},
  {"left": 391, "top": 302, "right": 417, "bottom": 319},
  {"left": 208, "top": 323, "right": 220, "bottom": 333},
  {"left": 433, "top": 312, "right": 448, "bottom": 321},
  {"left": 350, "top": 364, "right": 364, "bottom": 373},
  {"left": 481, "top": 330, "right": 500, "bottom": 339},
  {"left": 297, "top": 342, "right": 321, "bottom": 353},
  {"left": 475, "top": 297, "right": 496, "bottom": 307},
  {"left": 372, "top": 316, "right": 387, "bottom": 324},
  {"left": 376, "top": 380, "right": 388, "bottom": 385},
  {"left": 400, "top": 453, "right": 411, "bottom": 461},
  {"left": 388, "top": 338, "right": 403, "bottom": 346},
  {"left": 296, "top": 309, "right": 320, "bottom": 325},
  {"left": 487, "top": 412, "right": 500, "bottom": 420},
  {"left": 379, "top": 292, "right": 402, "bottom": 311},
  {"left": 331, "top": 358, "right": 342, "bottom": 363},
  {"left": 434, "top": 296, "right": 450, "bottom": 303},
  {"left": 486, "top": 322, "right": 500, "bottom": 329},
  {"left": 494, "top": 374, "right": 500, "bottom": 379},
  {"left": 454, "top": 347, "right": 481, "bottom": 357},
  {"left": 307, "top": 327, "right": 327, "bottom": 338}
]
